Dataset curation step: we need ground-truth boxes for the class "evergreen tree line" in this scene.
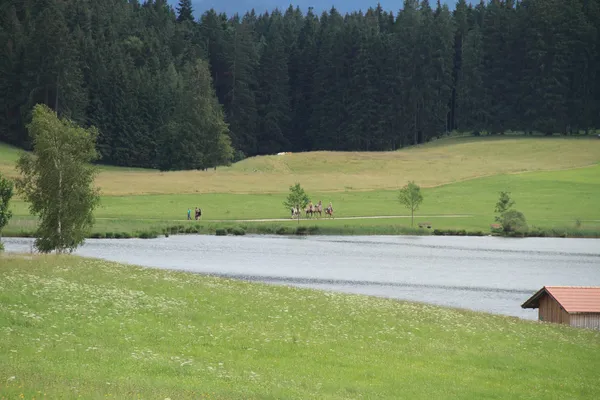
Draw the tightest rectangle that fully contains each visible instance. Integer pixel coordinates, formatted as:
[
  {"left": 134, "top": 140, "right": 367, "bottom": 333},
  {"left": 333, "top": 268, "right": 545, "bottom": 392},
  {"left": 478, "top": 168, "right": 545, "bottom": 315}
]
[{"left": 1, "top": 0, "right": 599, "bottom": 170}]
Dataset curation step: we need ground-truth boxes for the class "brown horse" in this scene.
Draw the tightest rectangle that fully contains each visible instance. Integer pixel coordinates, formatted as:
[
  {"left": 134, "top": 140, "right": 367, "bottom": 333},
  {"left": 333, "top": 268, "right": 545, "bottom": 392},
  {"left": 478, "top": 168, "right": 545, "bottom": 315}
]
[
  {"left": 305, "top": 204, "right": 314, "bottom": 218},
  {"left": 314, "top": 201, "right": 323, "bottom": 218},
  {"left": 325, "top": 205, "right": 334, "bottom": 218}
]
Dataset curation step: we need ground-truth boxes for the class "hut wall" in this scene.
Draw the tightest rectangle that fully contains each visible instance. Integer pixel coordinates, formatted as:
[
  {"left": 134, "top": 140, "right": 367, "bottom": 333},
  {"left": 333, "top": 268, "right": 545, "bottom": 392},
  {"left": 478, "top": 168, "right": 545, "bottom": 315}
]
[
  {"left": 569, "top": 314, "right": 600, "bottom": 330},
  {"left": 539, "top": 295, "right": 570, "bottom": 324}
]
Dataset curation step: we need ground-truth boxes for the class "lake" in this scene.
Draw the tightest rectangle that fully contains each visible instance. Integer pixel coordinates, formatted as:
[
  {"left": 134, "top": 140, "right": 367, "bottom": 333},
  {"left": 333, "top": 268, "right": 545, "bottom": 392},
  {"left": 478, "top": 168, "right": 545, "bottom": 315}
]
[{"left": 4, "top": 235, "right": 600, "bottom": 320}]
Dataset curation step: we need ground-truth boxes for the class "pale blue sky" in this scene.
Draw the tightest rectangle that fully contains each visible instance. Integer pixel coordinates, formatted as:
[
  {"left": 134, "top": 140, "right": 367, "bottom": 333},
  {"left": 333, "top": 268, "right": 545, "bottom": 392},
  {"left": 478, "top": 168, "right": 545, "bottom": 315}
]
[{"left": 167, "top": 1, "right": 477, "bottom": 17}]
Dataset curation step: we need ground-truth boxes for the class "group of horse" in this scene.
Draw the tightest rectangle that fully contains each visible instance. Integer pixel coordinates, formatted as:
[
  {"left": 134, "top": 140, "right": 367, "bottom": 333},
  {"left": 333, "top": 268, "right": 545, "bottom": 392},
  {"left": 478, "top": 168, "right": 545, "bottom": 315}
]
[{"left": 291, "top": 200, "right": 334, "bottom": 219}]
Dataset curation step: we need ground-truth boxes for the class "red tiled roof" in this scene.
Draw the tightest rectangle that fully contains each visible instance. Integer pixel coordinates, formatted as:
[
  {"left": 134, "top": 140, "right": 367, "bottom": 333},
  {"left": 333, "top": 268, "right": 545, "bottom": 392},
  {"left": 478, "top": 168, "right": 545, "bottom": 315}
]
[{"left": 521, "top": 286, "right": 600, "bottom": 313}]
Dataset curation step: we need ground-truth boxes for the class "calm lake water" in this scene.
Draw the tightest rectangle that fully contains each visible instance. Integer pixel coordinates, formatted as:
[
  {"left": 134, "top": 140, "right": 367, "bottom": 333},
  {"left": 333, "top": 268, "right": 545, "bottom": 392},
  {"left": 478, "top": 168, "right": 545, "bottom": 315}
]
[{"left": 4, "top": 235, "right": 600, "bottom": 320}]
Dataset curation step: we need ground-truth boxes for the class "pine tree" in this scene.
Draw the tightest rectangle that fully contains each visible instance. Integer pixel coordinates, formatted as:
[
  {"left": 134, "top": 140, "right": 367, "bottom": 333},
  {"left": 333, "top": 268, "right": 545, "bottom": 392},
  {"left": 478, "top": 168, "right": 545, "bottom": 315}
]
[
  {"left": 3, "top": 0, "right": 600, "bottom": 166},
  {"left": 308, "top": 8, "right": 348, "bottom": 150},
  {"left": 289, "top": 8, "right": 319, "bottom": 151},
  {"left": 395, "top": 0, "right": 422, "bottom": 146},
  {"left": 158, "top": 59, "right": 232, "bottom": 170},
  {"left": 256, "top": 11, "right": 291, "bottom": 154},
  {"left": 176, "top": 0, "right": 194, "bottom": 23},
  {"left": 482, "top": 0, "right": 519, "bottom": 134},
  {"left": 450, "top": 0, "right": 470, "bottom": 131},
  {"left": 223, "top": 16, "right": 259, "bottom": 157},
  {"left": 456, "top": 24, "right": 485, "bottom": 132}
]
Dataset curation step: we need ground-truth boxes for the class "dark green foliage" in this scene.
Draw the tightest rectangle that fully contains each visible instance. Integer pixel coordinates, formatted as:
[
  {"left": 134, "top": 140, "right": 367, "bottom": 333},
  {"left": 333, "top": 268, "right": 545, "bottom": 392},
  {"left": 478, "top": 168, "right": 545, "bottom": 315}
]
[
  {"left": 256, "top": 11, "right": 291, "bottom": 154},
  {"left": 0, "top": 173, "right": 14, "bottom": 241},
  {"left": 276, "top": 226, "right": 290, "bottom": 235},
  {"left": 231, "top": 226, "right": 246, "bottom": 235},
  {"left": 295, "top": 226, "right": 308, "bottom": 235},
  {"left": 2, "top": 0, "right": 600, "bottom": 165},
  {"left": 499, "top": 209, "right": 529, "bottom": 235},
  {"left": 1, "top": 0, "right": 232, "bottom": 170},
  {"left": 176, "top": 0, "right": 194, "bottom": 23},
  {"left": 433, "top": 229, "right": 484, "bottom": 237},
  {"left": 494, "top": 191, "right": 515, "bottom": 221},
  {"left": 138, "top": 231, "right": 159, "bottom": 239}
]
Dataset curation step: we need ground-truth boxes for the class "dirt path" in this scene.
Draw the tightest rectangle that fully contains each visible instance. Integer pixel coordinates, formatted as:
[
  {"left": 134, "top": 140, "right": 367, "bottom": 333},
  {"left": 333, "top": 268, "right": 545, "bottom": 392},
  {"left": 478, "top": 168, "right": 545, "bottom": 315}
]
[{"left": 97, "top": 214, "right": 474, "bottom": 223}]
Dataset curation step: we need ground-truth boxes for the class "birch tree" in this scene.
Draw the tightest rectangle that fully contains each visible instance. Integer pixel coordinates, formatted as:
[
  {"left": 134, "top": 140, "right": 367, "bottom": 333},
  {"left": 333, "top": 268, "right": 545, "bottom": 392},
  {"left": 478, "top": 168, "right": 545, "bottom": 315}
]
[
  {"left": 0, "top": 173, "right": 14, "bottom": 247},
  {"left": 398, "top": 181, "right": 424, "bottom": 227},
  {"left": 15, "top": 104, "right": 100, "bottom": 253}
]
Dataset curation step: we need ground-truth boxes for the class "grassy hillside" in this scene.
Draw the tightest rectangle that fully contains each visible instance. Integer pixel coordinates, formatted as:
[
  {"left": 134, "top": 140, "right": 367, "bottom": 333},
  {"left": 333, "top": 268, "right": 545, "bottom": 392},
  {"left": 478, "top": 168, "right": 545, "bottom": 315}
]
[
  {"left": 2, "top": 136, "right": 599, "bottom": 195},
  {"left": 3, "top": 137, "right": 599, "bottom": 237},
  {"left": 1, "top": 254, "right": 599, "bottom": 399}
]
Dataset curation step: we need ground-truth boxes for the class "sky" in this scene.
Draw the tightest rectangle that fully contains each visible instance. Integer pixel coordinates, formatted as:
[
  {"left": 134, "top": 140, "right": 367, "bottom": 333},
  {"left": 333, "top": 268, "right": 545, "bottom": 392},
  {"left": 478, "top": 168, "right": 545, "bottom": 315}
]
[{"left": 166, "top": 1, "right": 476, "bottom": 17}]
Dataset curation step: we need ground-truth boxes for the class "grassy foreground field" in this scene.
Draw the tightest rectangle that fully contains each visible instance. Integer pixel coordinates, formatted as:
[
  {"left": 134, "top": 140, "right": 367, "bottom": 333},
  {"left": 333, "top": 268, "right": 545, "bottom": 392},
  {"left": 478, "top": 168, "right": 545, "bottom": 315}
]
[
  {"left": 2, "top": 136, "right": 600, "bottom": 237},
  {"left": 1, "top": 254, "right": 599, "bottom": 399}
]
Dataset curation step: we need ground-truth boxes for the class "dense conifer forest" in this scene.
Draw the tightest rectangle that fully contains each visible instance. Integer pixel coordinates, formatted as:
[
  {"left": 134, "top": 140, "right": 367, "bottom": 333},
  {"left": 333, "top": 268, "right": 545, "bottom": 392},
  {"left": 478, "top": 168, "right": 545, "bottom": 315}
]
[{"left": 1, "top": 0, "right": 599, "bottom": 170}]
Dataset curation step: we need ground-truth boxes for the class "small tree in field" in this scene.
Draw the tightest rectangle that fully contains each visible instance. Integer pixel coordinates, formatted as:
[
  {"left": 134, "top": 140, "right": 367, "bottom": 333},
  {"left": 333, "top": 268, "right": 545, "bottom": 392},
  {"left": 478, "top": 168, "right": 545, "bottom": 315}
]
[
  {"left": 493, "top": 191, "right": 528, "bottom": 235},
  {"left": 398, "top": 181, "right": 423, "bottom": 227},
  {"left": 0, "top": 173, "right": 14, "bottom": 249},
  {"left": 494, "top": 191, "right": 515, "bottom": 222},
  {"left": 15, "top": 104, "right": 100, "bottom": 253},
  {"left": 283, "top": 183, "right": 309, "bottom": 224}
]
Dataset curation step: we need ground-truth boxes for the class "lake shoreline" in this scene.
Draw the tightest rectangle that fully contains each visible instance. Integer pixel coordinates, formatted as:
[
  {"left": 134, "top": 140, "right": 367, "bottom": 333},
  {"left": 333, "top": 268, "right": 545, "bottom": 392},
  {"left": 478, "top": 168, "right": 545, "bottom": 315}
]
[{"left": 4, "top": 221, "right": 600, "bottom": 240}]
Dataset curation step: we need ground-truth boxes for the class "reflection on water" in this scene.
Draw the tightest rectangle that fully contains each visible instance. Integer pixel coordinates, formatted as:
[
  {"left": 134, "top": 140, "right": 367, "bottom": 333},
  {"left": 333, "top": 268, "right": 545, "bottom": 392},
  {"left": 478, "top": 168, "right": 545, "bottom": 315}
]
[{"left": 4, "top": 235, "right": 600, "bottom": 320}]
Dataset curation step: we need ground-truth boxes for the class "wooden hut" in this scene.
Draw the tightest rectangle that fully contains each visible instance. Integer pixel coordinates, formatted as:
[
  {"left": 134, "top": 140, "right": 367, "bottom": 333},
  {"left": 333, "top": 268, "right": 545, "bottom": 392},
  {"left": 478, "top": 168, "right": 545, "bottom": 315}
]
[{"left": 521, "top": 286, "right": 600, "bottom": 330}]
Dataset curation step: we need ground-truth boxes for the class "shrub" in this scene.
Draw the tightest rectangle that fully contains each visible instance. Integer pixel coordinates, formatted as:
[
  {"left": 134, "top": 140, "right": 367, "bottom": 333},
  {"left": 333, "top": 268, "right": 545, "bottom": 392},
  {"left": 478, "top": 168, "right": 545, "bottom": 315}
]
[
  {"left": 490, "top": 223, "right": 504, "bottom": 235},
  {"left": 120, "top": 232, "right": 131, "bottom": 239},
  {"left": 215, "top": 228, "right": 227, "bottom": 236},
  {"left": 231, "top": 226, "right": 246, "bottom": 236},
  {"left": 104, "top": 232, "right": 115, "bottom": 239},
  {"left": 295, "top": 226, "right": 308, "bottom": 235},
  {"left": 0, "top": 242, "right": 4, "bottom": 252},
  {"left": 527, "top": 227, "right": 545, "bottom": 237},
  {"left": 256, "top": 226, "right": 274, "bottom": 234},
  {"left": 138, "top": 231, "right": 158, "bottom": 239},
  {"left": 469, "top": 231, "right": 485, "bottom": 236},
  {"left": 499, "top": 209, "right": 528, "bottom": 235},
  {"left": 276, "top": 226, "right": 289, "bottom": 235}
]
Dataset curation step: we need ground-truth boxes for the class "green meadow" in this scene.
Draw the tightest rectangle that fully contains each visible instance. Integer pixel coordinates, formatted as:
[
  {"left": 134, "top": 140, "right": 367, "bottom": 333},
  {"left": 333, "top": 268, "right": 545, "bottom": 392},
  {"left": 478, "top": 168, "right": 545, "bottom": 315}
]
[
  {"left": 5, "top": 163, "right": 600, "bottom": 237},
  {"left": 2, "top": 136, "right": 600, "bottom": 237},
  {"left": 1, "top": 254, "right": 599, "bottom": 399}
]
